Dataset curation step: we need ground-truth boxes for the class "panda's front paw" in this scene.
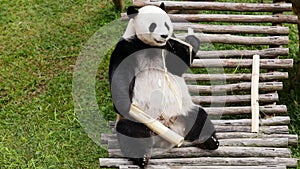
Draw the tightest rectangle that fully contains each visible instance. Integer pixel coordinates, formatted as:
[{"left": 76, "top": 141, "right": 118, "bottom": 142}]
[
  {"left": 192, "top": 134, "right": 219, "bottom": 150},
  {"left": 130, "top": 154, "right": 150, "bottom": 168},
  {"left": 185, "top": 35, "right": 200, "bottom": 52}
]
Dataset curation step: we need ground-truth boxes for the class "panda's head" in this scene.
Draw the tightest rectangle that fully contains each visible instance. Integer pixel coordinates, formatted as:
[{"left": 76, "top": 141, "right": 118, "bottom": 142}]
[{"left": 126, "top": 4, "right": 173, "bottom": 46}]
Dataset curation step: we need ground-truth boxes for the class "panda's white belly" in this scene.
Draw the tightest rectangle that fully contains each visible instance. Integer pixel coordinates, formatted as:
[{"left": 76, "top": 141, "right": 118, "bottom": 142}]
[{"left": 131, "top": 53, "right": 194, "bottom": 135}]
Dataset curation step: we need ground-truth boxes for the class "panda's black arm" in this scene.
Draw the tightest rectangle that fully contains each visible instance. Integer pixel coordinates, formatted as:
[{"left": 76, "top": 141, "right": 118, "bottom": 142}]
[
  {"left": 185, "top": 35, "right": 200, "bottom": 59},
  {"left": 165, "top": 35, "right": 200, "bottom": 76},
  {"left": 109, "top": 40, "right": 136, "bottom": 117}
]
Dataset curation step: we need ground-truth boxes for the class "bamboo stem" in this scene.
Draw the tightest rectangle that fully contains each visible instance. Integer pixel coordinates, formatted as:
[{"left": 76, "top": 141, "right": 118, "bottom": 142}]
[{"left": 251, "top": 55, "right": 260, "bottom": 133}]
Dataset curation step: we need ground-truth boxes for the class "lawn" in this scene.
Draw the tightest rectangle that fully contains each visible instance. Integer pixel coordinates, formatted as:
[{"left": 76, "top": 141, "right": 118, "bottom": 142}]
[
  {"left": 0, "top": 0, "right": 120, "bottom": 168},
  {"left": 0, "top": 0, "right": 299, "bottom": 168}
]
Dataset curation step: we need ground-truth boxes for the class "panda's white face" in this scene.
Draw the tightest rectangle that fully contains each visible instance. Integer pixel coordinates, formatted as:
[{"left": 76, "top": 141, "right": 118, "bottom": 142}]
[{"left": 134, "top": 6, "right": 173, "bottom": 46}]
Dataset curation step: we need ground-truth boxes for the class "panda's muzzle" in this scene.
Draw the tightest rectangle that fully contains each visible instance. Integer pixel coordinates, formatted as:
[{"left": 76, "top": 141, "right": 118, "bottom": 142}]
[
  {"left": 155, "top": 34, "right": 168, "bottom": 43},
  {"left": 155, "top": 39, "right": 166, "bottom": 44},
  {"left": 160, "top": 34, "right": 168, "bottom": 39}
]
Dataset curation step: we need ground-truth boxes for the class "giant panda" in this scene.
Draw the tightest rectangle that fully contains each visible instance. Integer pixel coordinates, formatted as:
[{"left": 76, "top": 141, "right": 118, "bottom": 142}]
[{"left": 108, "top": 4, "right": 219, "bottom": 168}]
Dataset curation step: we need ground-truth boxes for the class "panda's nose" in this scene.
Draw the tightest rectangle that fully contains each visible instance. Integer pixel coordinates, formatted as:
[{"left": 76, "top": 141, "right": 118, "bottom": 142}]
[{"left": 161, "top": 35, "right": 168, "bottom": 39}]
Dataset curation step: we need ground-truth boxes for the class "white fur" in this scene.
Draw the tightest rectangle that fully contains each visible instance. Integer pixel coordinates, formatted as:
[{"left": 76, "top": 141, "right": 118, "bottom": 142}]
[
  {"left": 123, "top": 6, "right": 173, "bottom": 46},
  {"left": 131, "top": 50, "right": 195, "bottom": 136},
  {"left": 122, "top": 19, "right": 135, "bottom": 40}
]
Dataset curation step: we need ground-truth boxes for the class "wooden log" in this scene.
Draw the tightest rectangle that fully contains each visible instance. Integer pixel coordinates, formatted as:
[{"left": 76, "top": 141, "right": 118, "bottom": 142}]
[
  {"left": 120, "top": 13, "right": 298, "bottom": 24},
  {"left": 251, "top": 55, "right": 260, "bottom": 133},
  {"left": 195, "top": 48, "right": 289, "bottom": 59},
  {"left": 219, "top": 138, "right": 288, "bottom": 147},
  {"left": 99, "top": 157, "right": 298, "bottom": 167},
  {"left": 188, "top": 82, "right": 283, "bottom": 94},
  {"left": 216, "top": 133, "right": 298, "bottom": 146},
  {"left": 173, "top": 23, "right": 289, "bottom": 35},
  {"left": 101, "top": 132, "right": 298, "bottom": 146},
  {"left": 175, "top": 34, "right": 289, "bottom": 45},
  {"left": 191, "top": 59, "right": 293, "bottom": 69},
  {"left": 192, "top": 93, "right": 279, "bottom": 104},
  {"left": 108, "top": 146, "right": 291, "bottom": 158},
  {"left": 107, "top": 137, "right": 288, "bottom": 150},
  {"left": 133, "top": 1, "right": 292, "bottom": 12},
  {"left": 183, "top": 72, "right": 289, "bottom": 81},
  {"left": 212, "top": 116, "right": 290, "bottom": 126},
  {"left": 169, "top": 14, "right": 298, "bottom": 24},
  {"left": 119, "top": 165, "right": 287, "bottom": 169},
  {"left": 106, "top": 116, "right": 289, "bottom": 128},
  {"left": 215, "top": 125, "right": 289, "bottom": 134},
  {"left": 204, "top": 105, "right": 287, "bottom": 115}
]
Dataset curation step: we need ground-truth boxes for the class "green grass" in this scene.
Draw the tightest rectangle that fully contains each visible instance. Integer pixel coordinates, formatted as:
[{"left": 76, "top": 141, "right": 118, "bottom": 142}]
[
  {"left": 0, "top": 0, "right": 120, "bottom": 168},
  {"left": 1, "top": 0, "right": 299, "bottom": 168}
]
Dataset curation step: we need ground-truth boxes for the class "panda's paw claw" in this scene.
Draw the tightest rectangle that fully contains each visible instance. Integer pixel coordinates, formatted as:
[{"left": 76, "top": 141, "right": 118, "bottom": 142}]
[
  {"left": 130, "top": 154, "right": 150, "bottom": 168},
  {"left": 193, "top": 135, "right": 219, "bottom": 150}
]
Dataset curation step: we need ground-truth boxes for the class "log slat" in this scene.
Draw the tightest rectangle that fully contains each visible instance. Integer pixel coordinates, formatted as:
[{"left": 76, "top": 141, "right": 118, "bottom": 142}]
[
  {"left": 120, "top": 13, "right": 298, "bottom": 24},
  {"left": 100, "top": 157, "right": 298, "bottom": 167},
  {"left": 219, "top": 138, "right": 288, "bottom": 147},
  {"left": 217, "top": 133, "right": 298, "bottom": 145},
  {"left": 215, "top": 125, "right": 288, "bottom": 134},
  {"left": 169, "top": 14, "right": 298, "bottom": 23},
  {"left": 204, "top": 105, "right": 287, "bottom": 115},
  {"left": 106, "top": 116, "right": 290, "bottom": 128},
  {"left": 101, "top": 132, "right": 298, "bottom": 146},
  {"left": 108, "top": 146, "right": 291, "bottom": 158},
  {"left": 183, "top": 72, "right": 289, "bottom": 81},
  {"left": 212, "top": 116, "right": 290, "bottom": 126},
  {"left": 107, "top": 137, "right": 288, "bottom": 149},
  {"left": 134, "top": 1, "right": 292, "bottom": 12},
  {"left": 176, "top": 34, "right": 289, "bottom": 45},
  {"left": 188, "top": 82, "right": 283, "bottom": 94},
  {"left": 192, "top": 93, "right": 279, "bottom": 104},
  {"left": 119, "top": 165, "right": 287, "bottom": 169},
  {"left": 196, "top": 48, "right": 289, "bottom": 59},
  {"left": 173, "top": 23, "right": 289, "bottom": 35},
  {"left": 191, "top": 59, "right": 293, "bottom": 69}
]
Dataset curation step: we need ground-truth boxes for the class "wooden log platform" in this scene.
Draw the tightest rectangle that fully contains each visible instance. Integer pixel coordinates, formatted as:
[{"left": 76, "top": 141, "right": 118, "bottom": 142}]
[{"left": 100, "top": 0, "right": 298, "bottom": 168}]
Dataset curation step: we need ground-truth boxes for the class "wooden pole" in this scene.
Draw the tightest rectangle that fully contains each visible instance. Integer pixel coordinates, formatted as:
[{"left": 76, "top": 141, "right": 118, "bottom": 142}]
[
  {"left": 251, "top": 55, "right": 260, "bottom": 133},
  {"left": 100, "top": 157, "right": 298, "bottom": 168}
]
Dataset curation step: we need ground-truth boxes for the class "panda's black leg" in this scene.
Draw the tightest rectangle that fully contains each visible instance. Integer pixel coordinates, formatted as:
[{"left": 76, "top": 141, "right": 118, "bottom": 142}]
[
  {"left": 116, "top": 118, "right": 153, "bottom": 168},
  {"left": 184, "top": 107, "right": 219, "bottom": 150}
]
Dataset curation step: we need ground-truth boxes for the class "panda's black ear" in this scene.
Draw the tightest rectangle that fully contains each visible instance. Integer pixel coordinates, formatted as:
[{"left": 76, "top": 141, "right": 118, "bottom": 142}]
[
  {"left": 127, "top": 6, "right": 139, "bottom": 18},
  {"left": 159, "top": 3, "right": 166, "bottom": 11}
]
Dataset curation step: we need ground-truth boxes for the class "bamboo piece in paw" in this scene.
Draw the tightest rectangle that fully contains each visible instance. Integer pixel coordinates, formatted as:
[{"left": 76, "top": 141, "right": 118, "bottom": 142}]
[{"left": 129, "top": 104, "right": 184, "bottom": 147}]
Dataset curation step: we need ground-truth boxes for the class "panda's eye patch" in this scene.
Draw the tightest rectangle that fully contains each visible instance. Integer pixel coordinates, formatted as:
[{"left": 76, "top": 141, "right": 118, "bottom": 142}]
[
  {"left": 165, "top": 22, "right": 170, "bottom": 31},
  {"left": 149, "top": 23, "right": 157, "bottom": 32}
]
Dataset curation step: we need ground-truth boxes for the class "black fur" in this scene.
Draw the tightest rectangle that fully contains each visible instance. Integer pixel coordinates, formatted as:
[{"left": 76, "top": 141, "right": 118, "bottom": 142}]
[
  {"left": 116, "top": 119, "right": 152, "bottom": 168},
  {"left": 184, "top": 107, "right": 219, "bottom": 150},
  {"left": 159, "top": 3, "right": 166, "bottom": 11}
]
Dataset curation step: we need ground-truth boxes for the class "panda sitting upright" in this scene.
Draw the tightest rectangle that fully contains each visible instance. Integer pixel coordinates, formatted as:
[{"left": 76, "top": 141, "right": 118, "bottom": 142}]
[{"left": 109, "top": 4, "right": 219, "bottom": 168}]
